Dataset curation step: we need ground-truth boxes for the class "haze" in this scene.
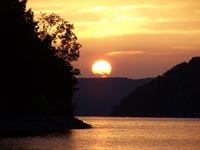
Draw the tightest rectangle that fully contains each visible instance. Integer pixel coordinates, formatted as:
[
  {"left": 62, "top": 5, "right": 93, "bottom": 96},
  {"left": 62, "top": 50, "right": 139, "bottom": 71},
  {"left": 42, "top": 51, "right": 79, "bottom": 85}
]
[{"left": 27, "top": 0, "right": 200, "bottom": 79}]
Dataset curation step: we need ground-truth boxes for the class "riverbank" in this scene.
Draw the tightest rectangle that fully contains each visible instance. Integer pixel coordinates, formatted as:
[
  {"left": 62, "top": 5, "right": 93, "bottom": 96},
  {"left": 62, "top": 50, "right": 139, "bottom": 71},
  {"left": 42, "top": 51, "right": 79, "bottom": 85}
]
[{"left": 0, "top": 116, "right": 91, "bottom": 137}]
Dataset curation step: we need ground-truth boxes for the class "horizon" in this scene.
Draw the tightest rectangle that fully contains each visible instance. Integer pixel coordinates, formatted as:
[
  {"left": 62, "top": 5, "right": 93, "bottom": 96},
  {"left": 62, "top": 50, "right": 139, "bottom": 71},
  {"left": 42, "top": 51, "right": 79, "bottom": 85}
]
[
  {"left": 1, "top": 2, "right": 200, "bottom": 149},
  {"left": 76, "top": 76, "right": 153, "bottom": 80},
  {"left": 27, "top": 0, "right": 200, "bottom": 79}
]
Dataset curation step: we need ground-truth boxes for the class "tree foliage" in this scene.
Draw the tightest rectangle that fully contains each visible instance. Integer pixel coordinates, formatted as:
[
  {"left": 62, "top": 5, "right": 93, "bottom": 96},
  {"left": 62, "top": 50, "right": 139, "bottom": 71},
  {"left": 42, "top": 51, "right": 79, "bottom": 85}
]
[
  {"left": 0, "top": 0, "right": 81, "bottom": 117},
  {"left": 37, "top": 13, "right": 81, "bottom": 66}
]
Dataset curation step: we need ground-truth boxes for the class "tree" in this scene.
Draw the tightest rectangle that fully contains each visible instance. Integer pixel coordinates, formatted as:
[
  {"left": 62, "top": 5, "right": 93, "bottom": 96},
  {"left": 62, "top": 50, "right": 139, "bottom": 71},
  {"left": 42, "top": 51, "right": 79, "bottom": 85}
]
[
  {"left": 36, "top": 13, "right": 81, "bottom": 75},
  {"left": 35, "top": 13, "right": 82, "bottom": 116},
  {"left": 0, "top": 0, "right": 42, "bottom": 114},
  {"left": 0, "top": 0, "right": 81, "bottom": 117}
]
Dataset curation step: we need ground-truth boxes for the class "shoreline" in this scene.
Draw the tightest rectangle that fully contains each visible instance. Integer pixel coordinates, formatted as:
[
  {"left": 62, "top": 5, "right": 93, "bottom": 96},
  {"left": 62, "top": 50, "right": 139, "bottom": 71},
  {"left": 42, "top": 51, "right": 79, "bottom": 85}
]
[{"left": 0, "top": 116, "right": 92, "bottom": 137}]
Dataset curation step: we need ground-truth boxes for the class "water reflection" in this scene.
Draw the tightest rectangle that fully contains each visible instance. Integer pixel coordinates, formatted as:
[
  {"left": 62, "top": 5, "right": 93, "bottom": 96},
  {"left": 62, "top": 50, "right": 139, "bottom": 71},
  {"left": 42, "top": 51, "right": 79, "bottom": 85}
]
[
  {"left": 0, "top": 117, "right": 200, "bottom": 150},
  {"left": 0, "top": 131, "right": 72, "bottom": 150}
]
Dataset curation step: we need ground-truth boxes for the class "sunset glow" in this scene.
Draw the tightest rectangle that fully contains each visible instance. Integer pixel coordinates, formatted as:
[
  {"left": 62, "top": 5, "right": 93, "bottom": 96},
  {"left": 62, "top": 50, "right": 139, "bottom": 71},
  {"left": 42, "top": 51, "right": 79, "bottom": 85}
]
[
  {"left": 4, "top": 1, "right": 200, "bottom": 147},
  {"left": 27, "top": 0, "right": 200, "bottom": 78},
  {"left": 92, "top": 60, "right": 112, "bottom": 77}
]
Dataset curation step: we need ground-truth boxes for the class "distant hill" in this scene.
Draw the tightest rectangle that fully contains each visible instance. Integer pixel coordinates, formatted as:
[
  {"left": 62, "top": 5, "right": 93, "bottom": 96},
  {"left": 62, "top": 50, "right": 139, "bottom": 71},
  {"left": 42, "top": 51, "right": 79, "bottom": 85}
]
[
  {"left": 112, "top": 57, "right": 200, "bottom": 117},
  {"left": 73, "top": 77, "right": 152, "bottom": 116}
]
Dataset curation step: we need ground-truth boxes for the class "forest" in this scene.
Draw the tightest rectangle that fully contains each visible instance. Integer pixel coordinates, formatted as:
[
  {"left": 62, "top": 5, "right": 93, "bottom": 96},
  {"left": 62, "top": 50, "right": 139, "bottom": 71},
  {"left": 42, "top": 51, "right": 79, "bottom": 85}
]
[
  {"left": 112, "top": 57, "right": 200, "bottom": 117},
  {"left": 0, "top": 0, "right": 90, "bottom": 136},
  {"left": 0, "top": 0, "right": 81, "bottom": 116}
]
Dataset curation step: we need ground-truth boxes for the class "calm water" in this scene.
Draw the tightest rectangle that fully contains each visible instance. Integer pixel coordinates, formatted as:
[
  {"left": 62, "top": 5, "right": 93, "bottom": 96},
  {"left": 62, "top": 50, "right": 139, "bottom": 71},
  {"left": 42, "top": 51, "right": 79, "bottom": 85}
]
[{"left": 0, "top": 117, "right": 200, "bottom": 150}]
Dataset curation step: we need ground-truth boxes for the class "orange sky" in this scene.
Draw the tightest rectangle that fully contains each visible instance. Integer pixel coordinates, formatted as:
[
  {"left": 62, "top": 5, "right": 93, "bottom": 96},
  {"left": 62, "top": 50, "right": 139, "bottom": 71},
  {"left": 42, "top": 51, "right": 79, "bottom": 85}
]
[{"left": 27, "top": 0, "right": 200, "bottom": 79}]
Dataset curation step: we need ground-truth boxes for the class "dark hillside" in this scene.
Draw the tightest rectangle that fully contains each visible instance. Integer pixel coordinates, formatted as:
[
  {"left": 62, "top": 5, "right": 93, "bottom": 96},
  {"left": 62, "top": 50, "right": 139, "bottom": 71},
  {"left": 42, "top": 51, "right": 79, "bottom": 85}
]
[
  {"left": 112, "top": 57, "right": 200, "bottom": 117},
  {"left": 73, "top": 77, "right": 152, "bottom": 116}
]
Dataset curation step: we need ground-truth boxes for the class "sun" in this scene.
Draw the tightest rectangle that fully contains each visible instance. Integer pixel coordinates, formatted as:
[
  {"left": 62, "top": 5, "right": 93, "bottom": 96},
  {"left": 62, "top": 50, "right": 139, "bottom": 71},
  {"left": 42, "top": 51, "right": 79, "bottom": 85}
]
[{"left": 92, "top": 60, "right": 112, "bottom": 77}]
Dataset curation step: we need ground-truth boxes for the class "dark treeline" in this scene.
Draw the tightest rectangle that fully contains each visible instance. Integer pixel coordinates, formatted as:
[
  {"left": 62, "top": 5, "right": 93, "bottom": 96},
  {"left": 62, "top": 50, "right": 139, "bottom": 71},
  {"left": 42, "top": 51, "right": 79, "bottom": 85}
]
[
  {"left": 112, "top": 57, "right": 200, "bottom": 117},
  {"left": 0, "top": 0, "right": 80, "bottom": 117}
]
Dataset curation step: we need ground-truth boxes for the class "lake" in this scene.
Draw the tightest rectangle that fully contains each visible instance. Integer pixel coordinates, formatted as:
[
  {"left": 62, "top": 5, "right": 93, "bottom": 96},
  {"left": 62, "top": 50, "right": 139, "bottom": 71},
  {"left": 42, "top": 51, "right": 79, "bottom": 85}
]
[{"left": 0, "top": 117, "right": 200, "bottom": 150}]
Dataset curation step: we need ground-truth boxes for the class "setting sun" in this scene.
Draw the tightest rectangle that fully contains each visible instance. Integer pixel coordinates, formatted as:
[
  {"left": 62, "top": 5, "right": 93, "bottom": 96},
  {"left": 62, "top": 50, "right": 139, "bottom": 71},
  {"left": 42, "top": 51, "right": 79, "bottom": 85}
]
[
  {"left": 92, "top": 60, "right": 112, "bottom": 77},
  {"left": 28, "top": 0, "right": 200, "bottom": 78},
  {"left": 3, "top": 1, "right": 200, "bottom": 150}
]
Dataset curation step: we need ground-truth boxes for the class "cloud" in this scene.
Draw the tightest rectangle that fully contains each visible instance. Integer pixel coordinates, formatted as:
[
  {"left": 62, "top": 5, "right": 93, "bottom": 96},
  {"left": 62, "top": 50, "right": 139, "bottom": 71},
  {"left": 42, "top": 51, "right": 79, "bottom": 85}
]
[
  {"left": 145, "top": 18, "right": 200, "bottom": 31},
  {"left": 105, "top": 50, "right": 144, "bottom": 56},
  {"left": 33, "top": 9, "right": 64, "bottom": 14},
  {"left": 79, "top": 4, "right": 158, "bottom": 13},
  {"left": 172, "top": 46, "right": 200, "bottom": 51},
  {"left": 79, "top": 6, "right": 109, "bottom": 13},
  {"left": 195, "top": 10, "right": 200, "bottom": 14},
  {"left": 116, "top": 4, "right": 158, "bottom": 10},
  {"left": 28, "top": 0, "right": 200, "bottom": 38}
]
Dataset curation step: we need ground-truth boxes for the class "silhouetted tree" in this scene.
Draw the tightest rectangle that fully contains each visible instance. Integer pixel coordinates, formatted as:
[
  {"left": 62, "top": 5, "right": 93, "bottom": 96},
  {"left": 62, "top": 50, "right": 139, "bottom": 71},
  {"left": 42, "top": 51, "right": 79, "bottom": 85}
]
[
  {"left": 0, "top": 0, "right": 80, "bottom": 117},
  {"left": 0, "top": 0, "right": 41, "bottom": 114},
  {"left": 36, "top": 13, "right": 82, "bottom": 116},
  {"left": 36, "top": 13, "right": 81, "bottom": 70}
]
